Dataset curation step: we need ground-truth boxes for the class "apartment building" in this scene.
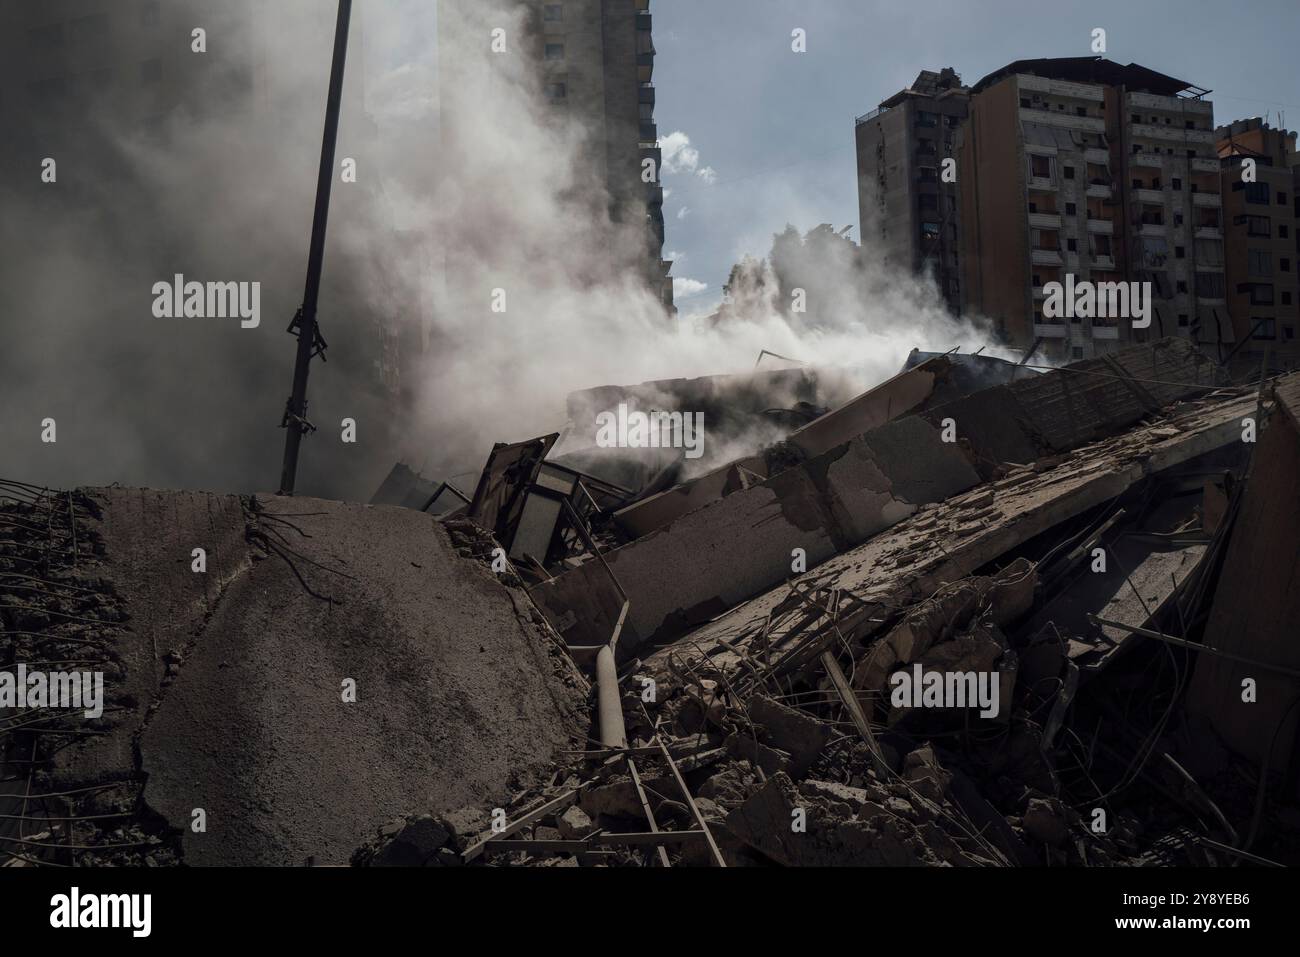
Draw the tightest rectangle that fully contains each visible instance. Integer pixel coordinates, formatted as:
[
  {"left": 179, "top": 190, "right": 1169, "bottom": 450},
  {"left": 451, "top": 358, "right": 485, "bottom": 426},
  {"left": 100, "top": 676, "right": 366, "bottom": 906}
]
[
  {"left": 855, "top": 68, "right": 968, "bottom": 315},
  {"left": 439, "top": 0, "right": 672, "bottom": 317},
  {"left": 959, "top": 58, "right": 1220, "bottom": 363},
  {"left": 1217, "top": 118, "right": 1300, "bottom": 369}
]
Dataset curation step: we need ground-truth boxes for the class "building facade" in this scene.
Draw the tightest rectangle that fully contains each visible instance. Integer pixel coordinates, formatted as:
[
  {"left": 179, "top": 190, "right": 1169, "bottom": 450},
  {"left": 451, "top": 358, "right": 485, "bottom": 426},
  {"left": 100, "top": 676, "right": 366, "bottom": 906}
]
[
  {"left": 1217, "top": 118, "right": 1300, "bottom": 369},
  {"left": 855, "top": 68, "right": 968, "bottom": 316},
  {"left": 957, "top": 58, "right": 1221, "bottom": 363}
]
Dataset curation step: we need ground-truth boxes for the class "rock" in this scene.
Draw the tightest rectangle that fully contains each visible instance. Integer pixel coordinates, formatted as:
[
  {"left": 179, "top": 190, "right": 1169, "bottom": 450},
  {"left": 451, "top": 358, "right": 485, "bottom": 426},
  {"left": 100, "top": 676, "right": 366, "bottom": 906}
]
[
  {"left": 1023, "top": 797, "right": 1070, "bottom": 846},
  {"left": 370, "top": 815, "right": 450, "bottom": 866},
  {"left": 437, "top": 807, "right": 489, "bottom": 853},
  {"left": 903, "top": 745, "right": 952, "bottom": 802},
  {"left": 697, "top": 760, "right": 761, "bottom": 809},
  {"left": 725, "top": 733, "right": 793, "bottom": 777},
  {"left": 556, "top": 806, "right": 596, "bottom": 840},
  {"left": 749, "top": 695, "right": 832, "bottom": 775}
]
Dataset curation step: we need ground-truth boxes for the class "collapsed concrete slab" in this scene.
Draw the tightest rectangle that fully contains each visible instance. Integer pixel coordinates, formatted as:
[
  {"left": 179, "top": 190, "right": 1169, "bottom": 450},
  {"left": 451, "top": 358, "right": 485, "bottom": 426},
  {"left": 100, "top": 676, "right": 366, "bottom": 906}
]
[
  {"left": 1188, "top": 373, "right": 1300, "bottom": 772},
  {"left": 533, "top": 339, "right": 1223, "bottom": 654},
  {"left": 1, "top": 487, "right": 588, "bottom": 866},
  {"left": 642, "top": 383, "right": 1266, "bottom": 682}
]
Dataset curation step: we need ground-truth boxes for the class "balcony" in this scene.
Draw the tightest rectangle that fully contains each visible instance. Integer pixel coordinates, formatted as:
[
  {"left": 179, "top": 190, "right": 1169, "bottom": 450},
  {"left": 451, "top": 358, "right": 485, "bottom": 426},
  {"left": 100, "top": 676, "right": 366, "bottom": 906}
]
[
  {"left": 1138, "top": 222, "right": 1166, "bottom": 237},
  {"left": 1033, "top": 322, "right": 1069, "bottom": 338},
  {"left": 639, "top": 83, "right": 655, "bottom": 106},
  {"left": 1191, "top": 157, "right": 1219, "bottom": 174},
  {"left": 1019, "top": 74, "right": 1106, "bottom": 102},
  {"left": 1127, "top": 90, "right": 1213, "bottom": 116},
  {"left": 1019, "top": 108, "right": 1105, "bottom": 133},
  {"left": 1028, "top": 176, "right": 1057, "bottom": 192},
  {"left": 1028, "top": 212, "right": 1061, "bottom": 229},
  {"left": 1031, "top": 247, "right": 1064, "bottom": 266},
  {"left": 1192, "top": 192, "right": 1221, "bottom": 208},
  {"left": 1087, "top": 182, "right": 1112, "bottom": 199},
  {"left": 1132, "top": 188, "right": 1163, "bottom": 204},
  {"left": 637, "top": 52, "right": 654, "bottom": 83},
  {"left": 1130, "top": 123, "right": 1216, "bottom": 145},
  {"left": 1085, "top": 148, "right": 1110, "bottom": 166},
  {"left": 1131, "top": 153, "right": 1164, "bottom": 168},
  {"left": 1194, "top": 225, "right": 1222, "bottom": 239},
  {"left": 1087, "top": 218, "right": 1115, "bottom": 234},
  {"left": 639, "top": 121, "right": 657, "bottom": 144},
  {"left": 1091, "top": 255, "right": 1115, "bottom": 270}
]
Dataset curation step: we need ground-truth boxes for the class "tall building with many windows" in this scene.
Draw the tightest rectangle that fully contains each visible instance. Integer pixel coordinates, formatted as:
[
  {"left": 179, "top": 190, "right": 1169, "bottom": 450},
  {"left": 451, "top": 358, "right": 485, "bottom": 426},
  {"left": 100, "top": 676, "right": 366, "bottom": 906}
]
[
  {"left": 438, "top": 0, "right": 673, "bottom": 317},
  {"left": 1217, "top": 118, "right": 1300, "bottom": 369},
  {"left": 958, "top": 58, "right": 1221, "bottom": 363},
  {"left": 854, "top": 68, "right": 968, "bottom": 316}
]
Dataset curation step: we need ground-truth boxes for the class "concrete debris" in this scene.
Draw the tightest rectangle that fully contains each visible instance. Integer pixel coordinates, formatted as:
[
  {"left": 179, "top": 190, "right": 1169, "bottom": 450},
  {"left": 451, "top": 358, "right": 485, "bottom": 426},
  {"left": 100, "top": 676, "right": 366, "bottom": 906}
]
[{"left": 9, "top": 342, "right": 1300, "bottom": 868}]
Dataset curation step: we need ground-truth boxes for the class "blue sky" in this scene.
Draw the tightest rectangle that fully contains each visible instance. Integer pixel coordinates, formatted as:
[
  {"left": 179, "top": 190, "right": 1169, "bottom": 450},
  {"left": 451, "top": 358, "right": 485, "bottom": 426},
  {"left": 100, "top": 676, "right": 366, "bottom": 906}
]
[{"left": 651, "top": 0, "right": 1300, "bottom": 315}]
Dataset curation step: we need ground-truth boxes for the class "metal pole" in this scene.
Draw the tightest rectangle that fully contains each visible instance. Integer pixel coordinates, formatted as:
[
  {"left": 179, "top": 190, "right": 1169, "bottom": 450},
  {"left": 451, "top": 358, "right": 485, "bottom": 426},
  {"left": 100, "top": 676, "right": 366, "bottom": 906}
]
[{"left": 278, "top": 0, "right": 352, "bottom": 496}]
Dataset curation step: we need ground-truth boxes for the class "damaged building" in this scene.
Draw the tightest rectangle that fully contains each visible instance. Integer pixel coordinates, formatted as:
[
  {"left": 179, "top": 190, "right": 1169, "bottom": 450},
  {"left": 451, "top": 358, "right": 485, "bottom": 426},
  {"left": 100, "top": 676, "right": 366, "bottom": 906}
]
[{"left": 6, "top": 338, "right": 1300, "bottom": 868}]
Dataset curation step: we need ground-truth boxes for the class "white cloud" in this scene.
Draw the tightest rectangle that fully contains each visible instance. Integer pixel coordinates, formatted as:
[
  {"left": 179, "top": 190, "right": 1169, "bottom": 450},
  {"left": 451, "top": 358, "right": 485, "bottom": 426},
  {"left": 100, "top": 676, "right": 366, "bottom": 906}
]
[
  {"left": 666, "top": 250, "right": 685, "bottom": 265},
  {"left": 677, "top": 206, "right": 691, "bottom": 220},
  {"left": 660, "top": 131, "right": 717, "bottom": 184},
  {"left": 673, "top": 278, "right": 708, "bottom": 299}
]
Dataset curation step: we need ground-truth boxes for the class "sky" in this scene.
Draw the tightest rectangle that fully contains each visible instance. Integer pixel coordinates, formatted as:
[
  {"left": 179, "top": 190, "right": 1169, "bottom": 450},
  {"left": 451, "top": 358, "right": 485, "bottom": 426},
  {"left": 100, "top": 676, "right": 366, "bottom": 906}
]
[{"left": 650, "top": 0, "right": 1300, "bottom": 316}]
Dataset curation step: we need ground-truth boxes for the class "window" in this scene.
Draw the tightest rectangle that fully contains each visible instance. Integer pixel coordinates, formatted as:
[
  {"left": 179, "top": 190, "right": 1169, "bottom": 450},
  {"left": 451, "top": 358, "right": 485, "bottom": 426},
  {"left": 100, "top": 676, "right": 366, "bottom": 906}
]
[
  {"left": 543, "top": 3, "right": 563, "bottom": 20},
  {"left": 1064, "top": 166, "right": 1075, "bottom": 179},
  {"left": 1248, "top": 250, "right": 1273, "bottom": 277},
  {"left": 1280, "top": 192, "right": 1289, "bottom": 205},
  {"left": 1093, "top": 235, "right": 1112, "bottom": 257},
  {"left": 918, "top": 167, "right": 937, "bottom": 182},
  {"left": 1234, "top": 215, "right": 1271, "bottom": 237},
  {"left": 1131, "top": 179, "right": 1143, "bottom": 190},
  {"left": 1286, "top": 326, "right": 1296, "bottom": 340},
  {"left": 1176, "top": 246, "right": 1185, "bottom": 259},
  {"left": 1030, "top": 155, "right": 1052, "bottom": 179},
  {"left": 1177, "top": 280, "right": 1188, "bottom": 293},
  {"left": 1178, "top": 314, "right": 1190, "bottom": 327},
  {"left": 921, "top": 222, "right": 940, "bottom": 239},
  {"left": 1065, "top": 202, "right": 1077, "bottom": 215},
  {"left": 1076, "top": 106, "right": 1087, "bottom": 116},
  {"left": 918, "top": 194, "right": 938, "bottom": 211},
  {"left": 1282, "top": 258, "right": 1292, "bottom": 272},
  {"left": 916, "top": 111, "right": 938, "bottom": 128},
  {"left": 1238, "top": 283, "right": 1275, "bottom": 305},
  {"left": 1252, "top": 319, "right": 1276, "bottom": 340},
  {"left": 1185, "top": 120, "right": 1195, "bottom": 129},
  {"left": 1284, "top": 292, "right": 1294, "bottom": 305},
  {"left": 1281, "top": 225, "right": 1290, "bottom": 239},
  {"left": 1174, "top": 212, "right": 1184, "bottom": 226},
  {"left": 545, "top": 81, "right": 566, "bottom": 101},
  {"left": 1131, "top": 113, "right": 1141, "bottom": 123},
  {"left": 1067, "top": 238, "right": 1077, "bottom": 252},
  {"left": 1245, "top": 182, "right": 1271, "bottom": 205},
  {"left": 1021, "top": 98, "right": 1031, "bottom": 108},
  {"left": 544, "top": 43, "right": 565, "bottom": 60},
  {"left": 1172, "top": 178, "right": 1182, "bottom": 191},
  {"left": 1196, "top": 273, "right": 1226, "bottom": 298},
  {"left": 1028, "top": 201, "right": 1038, "bottom": 213},
  {"left": 1072, "top": 347, "right": 1084, "bottom": 360}
]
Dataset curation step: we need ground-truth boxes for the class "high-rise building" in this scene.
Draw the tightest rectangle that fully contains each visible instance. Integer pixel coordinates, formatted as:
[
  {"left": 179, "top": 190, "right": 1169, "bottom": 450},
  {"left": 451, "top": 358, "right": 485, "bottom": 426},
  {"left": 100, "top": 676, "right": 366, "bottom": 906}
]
[
  {"left": 1217, "top": 117, "right": 1300, "bottom": 370},
  {"left": 959, "top": 58, "right": 1221, "bottom": 363},
  {"left": 854, "top": 68, "right": 968, "bottom": 316},
  {"left": 438, "top": 0, "right": 673, "bottom": 317}
]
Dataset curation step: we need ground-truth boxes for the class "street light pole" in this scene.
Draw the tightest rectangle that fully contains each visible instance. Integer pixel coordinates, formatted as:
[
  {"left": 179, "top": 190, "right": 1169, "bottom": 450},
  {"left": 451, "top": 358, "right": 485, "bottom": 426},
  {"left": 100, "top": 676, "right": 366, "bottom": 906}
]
[{"left": 278, "top": 0, "right": 353, "bottom": 496}]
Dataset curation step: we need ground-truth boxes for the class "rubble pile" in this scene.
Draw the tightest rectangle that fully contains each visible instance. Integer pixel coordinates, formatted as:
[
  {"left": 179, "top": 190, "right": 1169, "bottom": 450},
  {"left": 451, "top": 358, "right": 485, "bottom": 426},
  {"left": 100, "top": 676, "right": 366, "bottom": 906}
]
[{"left": 366, "top": 341, "right": 1300, "bottom": 868}]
